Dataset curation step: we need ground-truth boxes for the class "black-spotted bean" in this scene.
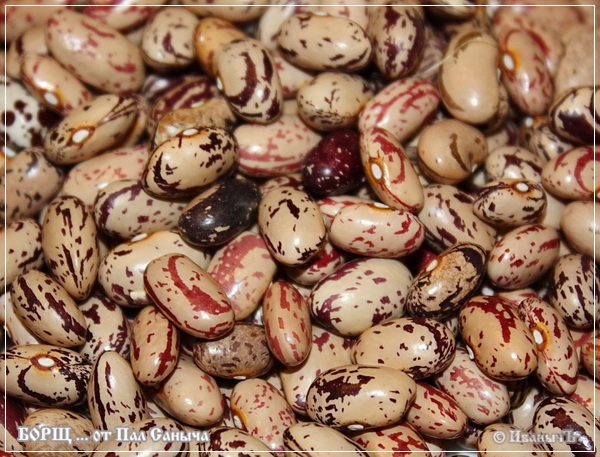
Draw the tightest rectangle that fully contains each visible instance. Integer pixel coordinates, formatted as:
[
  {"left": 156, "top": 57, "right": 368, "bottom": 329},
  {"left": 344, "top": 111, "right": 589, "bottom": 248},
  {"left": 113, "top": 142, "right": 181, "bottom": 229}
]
[
  {"left": 1, "top": 344, "right": 91, "bottom": 407},
  {"left": 217, "top": 38, "right": 283, "bottom": 124},
  {"left": 93, "top": 417, "right": 189, "bottom": 455},
  {"left": 42, "top": 196, "right": 100, "bottom": 300},
  {"left": 548, "top": 253, "right": 599, "bottom": 330},
  {"left": 204, "top": 426, "right": 277, "bottom": 457},
  {"left": 560, "top": 201, "right": 599, "bottom": 260},
  {"left": 98, "top": 230, "right": 211, "bottom": 307},
  {"left": 141, "top": 7, "right": 198, "bottom": 71},
  {"left": 144, "top": 253, "right": 234, "bottom": 339},
  {"left": 487, "top": 224, "right": 560, "bottom": 289},
  {"left": 532, "top": 397, "right": 599, "bottom": 455},
  {"left": 142, "top": 127, "right": 239, "bottom": 198},
  {"left": 518, "top": 297, "right": 578, "bottom": 395},
  {"left": 79, "top": 292, "right": 131, "bottom": 364},
  {"left": 284, "top": 422, "right": 369, "bottom": 456},
  {"left": 258, "top": 186, "right": 326, "bottom": 266},
  {"left": 153, "top": 355, "right": 223, "bottom": 427},
  {"left": 417, "top": 119, "right": 488, "bottom": 184},
  {"left": 352, "top": 317, "right": 456, "bottom": 379},
  {"left": 44, "top": 94, "right": 139, "bottom": 165},
  {"left": 359, "top": 77, "right": 440, "bottom": 143},
  {"left": 178, "top": 178, "right": 261, "bottom": 247},
  {"left": 549, "top": 86, "right": 599, "bottom": 145},
  {"left": 406, "top": 243, "right": 487, "bottom": 319},
  {"left": 263, "top": 280, "right": 311, "bottom": 367},
  {"left": 433, "top": 346, "right": 511, "bottom": 425},
  {"left": 130, "top": 306, "right": 179, "bottom": 386},
  {"left": 230, "top": 378, "right": 297, "bottom": 451},
  {"left": 366, "top": 5, "right": 425, "bottom": 80},
  {"left": 280, "top": 326, "right": 352, "bottom": 415},
  {"left": 193, "top": 323, "right": 273, "bottom": 379},
  {"left": 235, "top": 113, "right": 322, "bottom": 177},
  {"left": 459, "top": 295, "right": 538, "bottom": 381},
  {"left": 541, "top": 146, "right": 598, "bottom": 201},
  {"left": 439, "top": 30, "right": 500, "bottom": 125},
  {"left": 2, "top": 219, "right": 44, "bottom": 290},
  {"left": 329, "top": 202, "right": 424, "bottom": 258},
  {"left": 277, "top": 13, "right": 372, "bottom": 72},
  {"left": 194, "top": 17, "right": 248, "bottom": 77},
  {"left": 21, "top": 408, "right": 95, "bottom": 455},
  {"left": 360, "top": 127, "right": 424, "bottom": 212},
  {"left": 46, "top": 9, "right": 145, "bottom": 94},
  {"left": 11, "top": 270, "right": 87, "bottom": 348},
  {"left": 297, "top": 72, "right": 372, "bottom": 131},
  {"left": 477, "top": 423, "right": 550, "bottom": 456},
  {"left": 207, "top": 231, "right": 278, "bottom": 320},
  {"left": 405, "top": 382, "right": 467, "bottom": 440},
  {"left": 87, "top": 350, "right": 148, "bottom": 431},
  {"left": 19, "top": 54, "right": 93, "bottom": 115},
  {"left": 309, "top": 258, "right": 412, "bottom": 337},
  {"left": 306, "top": 364, "right": 416, "bottom": 431},
  {"left": 473, "top": 180, "right": 547, "bottom": 227},
  {"left": 350, "top": 423, "right": 432, "bottom": 456},
  {"left": 485, "top": 146, "right": 544, "bottom": 182},
  {"left": 418, "top": 184, "right": 497, "bottom": 253}
]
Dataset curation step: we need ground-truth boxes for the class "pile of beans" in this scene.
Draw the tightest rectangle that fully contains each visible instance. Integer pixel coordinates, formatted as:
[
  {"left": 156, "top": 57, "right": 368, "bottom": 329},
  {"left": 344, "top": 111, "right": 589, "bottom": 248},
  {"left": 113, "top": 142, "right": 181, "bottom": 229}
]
[{"left": 1, "top": 1, "right": 598, "bottom": 456}]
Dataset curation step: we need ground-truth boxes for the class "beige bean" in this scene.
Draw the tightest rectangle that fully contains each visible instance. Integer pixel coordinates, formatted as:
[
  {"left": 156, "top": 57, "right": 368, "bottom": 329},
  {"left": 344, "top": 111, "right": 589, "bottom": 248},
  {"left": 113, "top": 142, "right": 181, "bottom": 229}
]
[
  {"left": 485, "top": 146, "right": 544, "bottom": 182},
  {"left": 194, "top": 17, "right": 247, "bottom": 77},
  {"left": 350, "top": 423, "right": 432, "bottom": 456},
  {"left": 560, "top": 200, "right": 599, "bottom": 260},
  {"left": 181, "top": 1, "right": 268, "bottom": 22},
  {"left": 284, "top": 422, "right": 369, "bottom": 456},
  {"left": 204, "top": 426, "right": 277, "bottom": 457},
  {"left": 6, "top": 25, "right": 48, "bottom": 79},
  {"left": 477, "top": 423, "right": 550, "bottom": 456},
  {"left": 3, "top": 1, "right": 72, "bottom": 43},
  {"left": 549, "top": 86, "right": 598, "bottom": 145},
  {"left": 541, "top": 146, "right": 598, "bottom": 201},
  {"left": 2, "top": 218, "right": 44, "bottom": 290}
]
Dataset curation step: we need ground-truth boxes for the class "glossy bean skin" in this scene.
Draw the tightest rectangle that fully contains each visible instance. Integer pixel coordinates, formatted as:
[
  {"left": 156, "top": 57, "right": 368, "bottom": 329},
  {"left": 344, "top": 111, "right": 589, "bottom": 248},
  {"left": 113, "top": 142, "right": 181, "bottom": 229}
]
[
  {"left": 44, "top": 94, "right": 139, "bottom": 165},
  {"left": 460, "top": 295, "right": 539, "bottom": 381},
  {"left": 235, "top": 113, "right": 322, "bottom": 178},
  {"left": 46, "top": 9, "right": 145, "bottom": 94},
  {"left": 79, "top": 292, "right": 131, "bottom": 364},
  {"left": 417, "top": 119, "right": 488, "bottom": 185},
  {"left": 144, "top": 253, "right": 234, "bottom": 339},
  {"left": 284, "top": 237, "right": 348, "bottom": 286},
  {"left": 5, "top": 148, "right": 64, "bottom": 223},
  {"left": 518, "top": 297, "right": 578, "bottom": 395},
  {"left": 263, "top": 280, "right": 311, "bottom": 367},
  {"left": 548, "top": 253, "right": 599, "bottom": 330},
  {"left": 4, "top": 1, "right": 74, "bottom": 43},
  {"left": 130, "top": 306, "right": 179, "bottom": 386},
  {"left": 11, "top": 270, "right": 88, "bottom": 348},
  {"left": 406, "top": 243, "right": 487, "bottom": 320},
  {"left": 297, "top": 72, "right": 372, "bottom": 131},
  {"left": 207, "top": 231, "right": 278, "bottom": 321},
  {"left": 359, "top": 77, "right": 440, "bottom": 143},
  {"left": 554, "top": 26, "right": 595, "bottom": 98},
  {"left": 277, "top": 13, "right": 372, "bottom": 72},
  {"left": 309, "top": 258, "right": 411, "bottom": 337},
  {"left": 181, "top": 1, "right": 269, "bottom": 23},
  {"left": 258, "top": 186, "right": 326, "bottom": 267},
  {"left": 280, "top": 326, "right": 352, "bottom": 415},
  {"left": 284, "top": 422, "right": 369, "bottom": 456},
  {"left": 433, "top": 347, "right": 511, "bottom": 425},
  {"left": 580, "top": 336, "right": 600, "bottom": 379},
  {"left": 350, "top": 423, "right": 432, "bottom": 457},
  {"left": 19, "top": 53, "right": 94, "bottom": 115},
  {"left": 82, "top": 0, "right": 164, "bottom": 31},
  {"left": 352, "top": 317, "right": 456, "bottom": 379},
  {"left": 485, "top": 146, "right": 544, "bottom": 183},
  {"left": 217, "top": 38, "right": 283, "bottom": 124},
  {"left": 329, "top": 202, "right": 424, "bottom": 258},
  {"left": 87, "top": 350, "right": 149, "bottom": 431},
  {"left": 143, "top": 127, "right": 239, "bottom": 198},
  {"left": 42, "top": 195, "right": 100, "bottom": 300},
  {"left": 193, "top": 323, "right": 274, "bottom": 379},
  {"left": 418, "top": 184, "right": 497, "bottom": 253},
  {"left": 405, "top": 382, "right": 468, "bottom": 440},
  {"left": 477, "top": 423, "right": 550, "bottom": 456},
  {"left": 4, "top": 291, "right": 44, "bottom": 347},
  {"left": 6, "top": 24, "right": 47, "bottom": 79},
  {"left": 360, "top": 127, "right": 424, "bottom": 212},
  {"left": 560, "top": 201, "right": 599, "bottom": 260},
  {"left": 306, "top": 364, "right": 416, "bottom": 431},
  {"left": 473, "top": 180, "right": 547, "bottom": 227},
  {"left": 178, "top": 179, "right": 261, "bottom": 247},
  {"left": 367, "top": 5, "right": 425, "bottom": 80},
  {"left": 204, "top": 426, "right": 277, "bottom": 457},
  {"left": 98, "top": 230, "right": 211, "bottom": 307},
  {"left": 94, "top": 179, "right": 186, "bottom": 240},
  {"left": 533, "top": 397, "right": 599, "bottom": 455},
  {"left": 153, "top": 355, "right": 223, "bottom": 427},
  {"left": 1, "top": 345, "right": 91, "bottom": 407},
  {"left": 522, "top": 116, "right": 575, "bottom": 162},
  {"left": 541, "top": 146, "right": 598, "bottom": 201},
  {"left": 230, "top": 378, "right": 297, "bottom": 451},
  {"left": 498, "top": 29, "right": 553, "bottom": 116},
  {"left": 549, "top": 86, "right": 599, "bottom": 145},
  {"left": 2, "top": 218, "right": 44, "bottom": 290},
  {"left": 439, "top": 30, "right": 500, "bottom": 125},
  {"left": 194, "top": 17, "right": 247, "bottom": 78}
]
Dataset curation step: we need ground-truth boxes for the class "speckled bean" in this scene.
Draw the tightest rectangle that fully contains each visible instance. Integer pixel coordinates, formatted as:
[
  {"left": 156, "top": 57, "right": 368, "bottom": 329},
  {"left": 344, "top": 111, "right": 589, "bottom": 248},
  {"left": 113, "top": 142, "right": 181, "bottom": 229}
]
[
  {"left": 2, "top": 218, "right": 44, "bottom": 290},
  {"left": 194, "top": 17, "right": 247, "bottom": 77},
  {"left": 477, "top": 423, "right": 550, "bottom": 456},
  {"left": 485, "top": 146, "right": 544, "bottom": 183},
  {"left": 560, "top": 200, "right": 599, "bottom": 260},
  {"left": 204, "top": 426, "right": 277, "bottom": 457},
  {"left": 541, "top": 146, "right": 598, "bottom": 201},
  {"left": 284, "top": 422, "right": 368, "bottom": 456},
  {"left": 350, "top": 423, "right": 432, "bottom": 456},
  {"left": 549, "top": 86, "right": 599, "bottom": 145}
]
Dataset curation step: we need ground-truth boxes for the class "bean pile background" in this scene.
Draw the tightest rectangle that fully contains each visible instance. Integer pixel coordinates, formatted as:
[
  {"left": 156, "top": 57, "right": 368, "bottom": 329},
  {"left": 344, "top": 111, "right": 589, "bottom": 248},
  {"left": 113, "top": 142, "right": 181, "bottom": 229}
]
[{"left": 1, "top": 1, "right": 598, "bottom": 456}]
